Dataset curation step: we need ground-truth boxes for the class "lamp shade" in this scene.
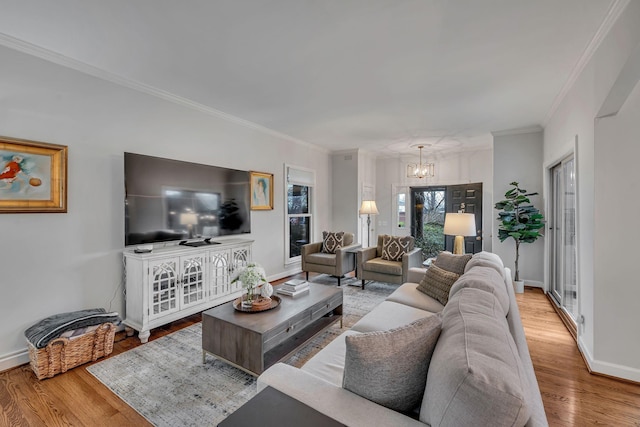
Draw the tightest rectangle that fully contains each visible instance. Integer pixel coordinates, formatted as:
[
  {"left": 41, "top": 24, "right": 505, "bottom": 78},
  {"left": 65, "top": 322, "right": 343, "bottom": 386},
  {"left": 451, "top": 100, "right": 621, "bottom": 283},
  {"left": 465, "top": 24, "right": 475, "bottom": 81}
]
[
  {"left": 443, "top": 213, "right": 476, "bottom": 237},
  {"left": 359, "top": 200, "right": 379, "bottom": 215},
  {"left": 180, "top": 212, "right": 199, "bottom": 226}
]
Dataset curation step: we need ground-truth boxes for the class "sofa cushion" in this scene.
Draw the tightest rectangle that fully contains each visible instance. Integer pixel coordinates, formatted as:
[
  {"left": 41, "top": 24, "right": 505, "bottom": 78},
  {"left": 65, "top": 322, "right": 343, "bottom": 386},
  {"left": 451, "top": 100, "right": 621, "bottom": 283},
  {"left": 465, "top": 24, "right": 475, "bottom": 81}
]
[
  {"left": 386, "top": 282, "right": 445, "bottom": 313},
  {"left": 362, "top": 258, "right": 402, "bottom": 275},
  {"left": 304, "top": 252, "right": 337, "bottom": 267},
  {"left": 343, "top": 315, "right": 442, "bottom": 412},
  {"left": 416, "top": 264, "right": 460, "bottom": 306},
  {"left": 433, "top": 251, "right": 472, "bottom": 275},
  {"left": 449, "top": 266, "right": 510, "bottom": 316},
  {"left": 381, "top": 235, "right": 414, "bottom": 261},
  {"left": 322, "top": 231, "right": 345, "bottom": 254},
  {"left": 421, "top": 287, "right": 530, "bottom": 426},
  {"left": 352, "top": 301, "right": 433, "bottom": 333},
  {"left": 467, "top": 251, "right": 504, "bottom": 269},
  {"left": 301, "top": 330, "right": 362, "bottom": 387}
]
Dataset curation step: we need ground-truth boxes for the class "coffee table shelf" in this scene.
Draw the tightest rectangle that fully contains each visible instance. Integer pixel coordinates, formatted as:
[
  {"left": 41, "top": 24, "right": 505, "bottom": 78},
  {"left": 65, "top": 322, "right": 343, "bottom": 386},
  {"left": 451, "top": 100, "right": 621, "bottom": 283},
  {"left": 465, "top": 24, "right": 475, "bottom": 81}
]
[{"left": 202, "top": 285, "right": 342, "bottom": 375}]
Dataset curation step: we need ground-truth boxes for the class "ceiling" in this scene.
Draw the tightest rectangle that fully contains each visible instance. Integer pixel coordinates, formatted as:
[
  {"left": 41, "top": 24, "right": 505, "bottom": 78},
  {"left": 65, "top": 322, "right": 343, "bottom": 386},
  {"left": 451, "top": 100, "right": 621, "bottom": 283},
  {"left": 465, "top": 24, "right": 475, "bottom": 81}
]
[{"left": 0, "top": 0, "right": 617, "bottom": 157}]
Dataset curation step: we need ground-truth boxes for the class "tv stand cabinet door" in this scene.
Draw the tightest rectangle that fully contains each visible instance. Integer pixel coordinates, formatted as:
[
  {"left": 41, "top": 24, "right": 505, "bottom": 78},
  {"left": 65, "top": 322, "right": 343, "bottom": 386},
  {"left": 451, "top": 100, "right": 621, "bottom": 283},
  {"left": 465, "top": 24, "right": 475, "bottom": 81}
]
[
  {"left": 209, "top": 248, "right": 231, "bottom": 298},
  {"left": 179, "top": 252, "right": 208, "bottom": 309},
  {"left": 148, "top": 258, "right": 180, "bottom": 320}
]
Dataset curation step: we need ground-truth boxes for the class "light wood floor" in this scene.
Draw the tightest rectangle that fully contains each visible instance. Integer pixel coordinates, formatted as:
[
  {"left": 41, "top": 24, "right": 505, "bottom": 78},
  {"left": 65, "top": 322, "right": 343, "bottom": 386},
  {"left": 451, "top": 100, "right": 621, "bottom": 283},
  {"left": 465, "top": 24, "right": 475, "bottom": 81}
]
[{"left": 1, "top": 281, "right": 639, "bottom": 426}]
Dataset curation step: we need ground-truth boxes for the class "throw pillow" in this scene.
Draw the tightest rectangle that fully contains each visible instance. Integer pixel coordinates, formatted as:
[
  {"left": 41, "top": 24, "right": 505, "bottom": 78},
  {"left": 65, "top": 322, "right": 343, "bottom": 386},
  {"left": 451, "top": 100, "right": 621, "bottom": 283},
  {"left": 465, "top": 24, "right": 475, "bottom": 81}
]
[
  {"left": 416, "top": 264, "right": 460, "bottom": 305},
  {"left": 381, "top": 235, "right": 413, "bottom": 261},
  {"left": 343, "top": 314, "right": 442, "bottom": 412},
  {"left": 322, "top": 231, "right": 345, "bottom": 254},
  {"left": 433, "top": 251, "right": 472, "bottom": 275}
]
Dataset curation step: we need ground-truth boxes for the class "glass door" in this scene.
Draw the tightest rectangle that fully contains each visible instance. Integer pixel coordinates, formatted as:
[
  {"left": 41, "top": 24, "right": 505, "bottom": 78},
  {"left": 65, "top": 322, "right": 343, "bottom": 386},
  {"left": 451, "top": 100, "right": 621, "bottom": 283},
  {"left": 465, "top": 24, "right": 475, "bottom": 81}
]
[
  {"left": 549, "top": 155, "right": 578, "bottom": 323},
  {"left": 410, "top": 187, "right": 446, "bottom": 260}
]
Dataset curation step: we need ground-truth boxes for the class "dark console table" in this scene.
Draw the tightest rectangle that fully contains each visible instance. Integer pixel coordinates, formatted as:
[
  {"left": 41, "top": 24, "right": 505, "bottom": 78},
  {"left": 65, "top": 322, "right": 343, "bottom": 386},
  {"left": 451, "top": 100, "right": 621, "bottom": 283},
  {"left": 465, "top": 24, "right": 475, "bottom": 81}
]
[{"left": 218, "top": 386, "right": 345, "bottom": 427}]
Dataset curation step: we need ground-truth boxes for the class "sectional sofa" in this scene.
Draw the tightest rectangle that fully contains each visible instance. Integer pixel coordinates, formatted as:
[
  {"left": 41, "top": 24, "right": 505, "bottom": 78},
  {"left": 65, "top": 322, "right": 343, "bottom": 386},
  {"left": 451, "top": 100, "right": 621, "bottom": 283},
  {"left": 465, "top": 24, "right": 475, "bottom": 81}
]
[{"left": 258, "top": 251, "right": 548, "bottom": 426}]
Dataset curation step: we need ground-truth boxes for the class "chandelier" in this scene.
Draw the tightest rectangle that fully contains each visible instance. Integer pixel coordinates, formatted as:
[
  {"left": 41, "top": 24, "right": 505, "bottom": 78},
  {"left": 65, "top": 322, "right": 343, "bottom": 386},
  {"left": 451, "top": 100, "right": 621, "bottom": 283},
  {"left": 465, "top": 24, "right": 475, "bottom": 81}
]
[{"left": 406, "top": 145, "right": 435, "bottom": 179}]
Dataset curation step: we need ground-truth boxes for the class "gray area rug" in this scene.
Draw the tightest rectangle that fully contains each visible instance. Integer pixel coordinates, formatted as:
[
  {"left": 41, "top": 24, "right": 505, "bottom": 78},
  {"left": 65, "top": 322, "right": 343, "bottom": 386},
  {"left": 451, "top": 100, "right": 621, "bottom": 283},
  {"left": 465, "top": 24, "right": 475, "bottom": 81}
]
[{"left": 88, "top": 278, "right": 395, "bottom": 427}]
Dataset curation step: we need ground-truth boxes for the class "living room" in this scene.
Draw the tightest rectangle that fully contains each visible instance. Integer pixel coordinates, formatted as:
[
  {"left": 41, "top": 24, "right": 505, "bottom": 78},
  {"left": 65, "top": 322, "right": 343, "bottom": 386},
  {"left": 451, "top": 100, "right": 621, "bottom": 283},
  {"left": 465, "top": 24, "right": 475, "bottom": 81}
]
[{"left": 1, "top": 1, "right": 640, "bottom": 425}]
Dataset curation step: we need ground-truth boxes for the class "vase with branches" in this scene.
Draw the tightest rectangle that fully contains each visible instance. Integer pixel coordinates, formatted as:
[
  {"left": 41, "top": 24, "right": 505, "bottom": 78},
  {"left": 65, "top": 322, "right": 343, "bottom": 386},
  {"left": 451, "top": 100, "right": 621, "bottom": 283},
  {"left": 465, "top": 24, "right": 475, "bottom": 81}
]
[{"left": 494, "top": 182, "right": 545, "bottom": 283}]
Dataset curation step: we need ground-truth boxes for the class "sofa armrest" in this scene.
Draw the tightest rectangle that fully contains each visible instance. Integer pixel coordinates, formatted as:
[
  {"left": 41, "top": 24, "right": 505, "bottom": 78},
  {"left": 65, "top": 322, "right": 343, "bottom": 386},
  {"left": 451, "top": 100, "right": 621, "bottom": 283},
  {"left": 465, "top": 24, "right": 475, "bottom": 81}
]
[
  {"left": 302, "top": 242, "right": 323, "bottom": 256},
  {"left": 402, "top": 248, "right": 424, "bottom": 282},
  {"left": 258, "top": 363, "right": 425, "bottom": 427},
  {"left": 335, "top": 243, "right": 361, "bottom": 274},
  {"left": 407, "top": 267, "right": 427, "bottom": 284},
  {"left": 301, "top": 242, "right": 323, "bottom": 271},
  {"left": 356, "top": 247, "right": 378, "bottom": 279}
]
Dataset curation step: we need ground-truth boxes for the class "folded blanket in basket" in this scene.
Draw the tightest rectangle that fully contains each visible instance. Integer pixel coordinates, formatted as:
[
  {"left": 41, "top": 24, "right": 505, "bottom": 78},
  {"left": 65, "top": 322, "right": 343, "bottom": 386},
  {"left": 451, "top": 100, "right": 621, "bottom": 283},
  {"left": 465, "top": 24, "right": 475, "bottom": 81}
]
[{"left": 25, "top": 308, "right": 121, "bottom": 349}]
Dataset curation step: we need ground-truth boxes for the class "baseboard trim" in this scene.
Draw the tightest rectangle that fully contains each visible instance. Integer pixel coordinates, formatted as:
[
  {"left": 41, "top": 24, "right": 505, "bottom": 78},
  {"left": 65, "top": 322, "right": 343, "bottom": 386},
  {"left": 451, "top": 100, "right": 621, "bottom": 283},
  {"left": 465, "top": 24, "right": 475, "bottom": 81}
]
[
  {"left": 0, "top": 348, "right": 29, "bottom": 373},
  {"left": 578, "top": 337, "right": 640, "bottom": 384},
  {"left": 524, "top": 280, "right": 544, "bottom": 288}
]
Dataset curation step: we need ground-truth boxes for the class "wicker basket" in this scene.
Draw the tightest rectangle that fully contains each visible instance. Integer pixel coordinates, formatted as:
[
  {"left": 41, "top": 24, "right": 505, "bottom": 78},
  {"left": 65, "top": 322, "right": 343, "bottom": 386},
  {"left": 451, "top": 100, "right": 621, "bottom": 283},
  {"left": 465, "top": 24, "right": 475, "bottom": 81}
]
[{"left": 28, "top": 322, "right": 116, "bottom": 380}]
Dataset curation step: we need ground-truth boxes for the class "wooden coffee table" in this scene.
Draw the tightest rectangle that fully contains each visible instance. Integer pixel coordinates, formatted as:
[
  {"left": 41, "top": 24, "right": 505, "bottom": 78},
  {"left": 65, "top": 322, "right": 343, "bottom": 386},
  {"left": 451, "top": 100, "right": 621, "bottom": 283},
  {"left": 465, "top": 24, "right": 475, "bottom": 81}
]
[{"left": 202, "top": 285, "right": 342, "bottom": 375}]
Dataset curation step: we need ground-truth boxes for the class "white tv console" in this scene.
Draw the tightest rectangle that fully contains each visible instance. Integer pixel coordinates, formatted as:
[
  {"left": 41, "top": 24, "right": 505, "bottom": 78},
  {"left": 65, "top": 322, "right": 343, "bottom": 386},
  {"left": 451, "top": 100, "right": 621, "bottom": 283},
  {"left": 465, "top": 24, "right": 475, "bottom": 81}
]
[{"left": 123, "top": 238, "right": 253, "bottom": 343}]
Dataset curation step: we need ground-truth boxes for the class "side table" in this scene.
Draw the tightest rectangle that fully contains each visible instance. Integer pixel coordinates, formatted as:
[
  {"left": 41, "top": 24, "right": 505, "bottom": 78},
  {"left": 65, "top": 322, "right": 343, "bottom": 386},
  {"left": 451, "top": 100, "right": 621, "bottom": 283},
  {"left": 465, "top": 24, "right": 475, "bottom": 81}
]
[
  {"left": 218, "top": 386, "right": 345, "bottom": 427},
  {"left": 344, "top": 244, "right": 362, "bottom": 283}
]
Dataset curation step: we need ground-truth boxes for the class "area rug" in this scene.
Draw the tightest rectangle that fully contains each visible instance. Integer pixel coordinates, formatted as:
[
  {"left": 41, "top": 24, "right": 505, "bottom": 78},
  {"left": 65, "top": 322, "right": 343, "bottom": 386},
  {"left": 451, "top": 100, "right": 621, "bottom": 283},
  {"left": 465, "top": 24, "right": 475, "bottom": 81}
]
[{"left": 87, "top": 278, "right": 395, "bottom": 427}]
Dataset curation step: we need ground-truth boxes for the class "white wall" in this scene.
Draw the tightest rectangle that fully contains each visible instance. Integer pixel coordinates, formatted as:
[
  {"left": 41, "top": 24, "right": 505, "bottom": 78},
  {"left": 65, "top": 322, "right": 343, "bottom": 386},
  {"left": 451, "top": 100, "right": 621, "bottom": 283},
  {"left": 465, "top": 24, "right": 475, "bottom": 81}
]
[
  {"left": 544, "top": 0, "right": 640, "bottom": 381},
  {"left": 331, "top": 150, "right": 359, "bottom": 237},
  {"left": 374, "top": 148, "right": 493, "bottom": 250},
  {"left": 492, "top": 130, "right": 544, "bottom": 285},
  {"left": 594, "top": 80, "right": 640, "bottom": 375},
  {"left": 0, "top": 45, "right": 332, "bottom": 370}
]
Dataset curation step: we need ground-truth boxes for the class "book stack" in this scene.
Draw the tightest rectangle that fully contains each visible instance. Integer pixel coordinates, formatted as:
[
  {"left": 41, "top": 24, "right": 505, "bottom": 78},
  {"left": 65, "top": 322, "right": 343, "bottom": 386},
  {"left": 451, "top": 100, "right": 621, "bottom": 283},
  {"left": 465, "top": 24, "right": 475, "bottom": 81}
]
[{"left": 276, "top": 279, "right": 310, "bottom": 297}]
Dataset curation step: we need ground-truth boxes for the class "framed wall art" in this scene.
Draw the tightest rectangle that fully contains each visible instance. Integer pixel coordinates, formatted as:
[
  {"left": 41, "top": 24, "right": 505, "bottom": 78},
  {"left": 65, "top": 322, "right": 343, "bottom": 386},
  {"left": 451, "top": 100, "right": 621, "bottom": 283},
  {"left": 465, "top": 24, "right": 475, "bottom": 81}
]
[
  {"left": 250, "top": 171, "right": 273, "bottom": 210},
  {"left": 0, "top": 136, "right": 68, "bottom": 213}
]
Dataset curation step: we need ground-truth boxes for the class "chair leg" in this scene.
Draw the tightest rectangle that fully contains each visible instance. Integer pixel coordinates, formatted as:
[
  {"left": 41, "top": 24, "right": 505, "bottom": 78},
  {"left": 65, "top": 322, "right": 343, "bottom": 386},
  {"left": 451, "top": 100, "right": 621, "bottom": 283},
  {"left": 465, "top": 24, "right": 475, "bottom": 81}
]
[
  {"left": 361, "top": 279, "right": 365, "bottom": 290},
  {"left": 306, "top": 271, "right": 309, "bottom": 281},
  {"left": 337, "top": 276, "right": 341, "bottom": 287}
]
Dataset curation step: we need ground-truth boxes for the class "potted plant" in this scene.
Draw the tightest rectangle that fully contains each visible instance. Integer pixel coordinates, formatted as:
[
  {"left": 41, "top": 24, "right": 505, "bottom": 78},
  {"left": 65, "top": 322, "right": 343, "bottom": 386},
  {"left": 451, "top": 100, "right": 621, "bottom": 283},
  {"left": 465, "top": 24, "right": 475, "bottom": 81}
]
[
  {"left": 231, "top": 263, "right": 268, "bottom": 308},
  {"left": 494, "top": 182, "right": 545, "bottom": 293}
]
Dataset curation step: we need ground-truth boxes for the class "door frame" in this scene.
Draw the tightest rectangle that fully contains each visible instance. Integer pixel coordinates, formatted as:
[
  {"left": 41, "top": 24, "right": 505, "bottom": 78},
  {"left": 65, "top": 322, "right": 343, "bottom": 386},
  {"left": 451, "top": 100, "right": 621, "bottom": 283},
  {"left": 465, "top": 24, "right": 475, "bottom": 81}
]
[{"left": 544, "top": 136, "right": 581, "bottom": 329}]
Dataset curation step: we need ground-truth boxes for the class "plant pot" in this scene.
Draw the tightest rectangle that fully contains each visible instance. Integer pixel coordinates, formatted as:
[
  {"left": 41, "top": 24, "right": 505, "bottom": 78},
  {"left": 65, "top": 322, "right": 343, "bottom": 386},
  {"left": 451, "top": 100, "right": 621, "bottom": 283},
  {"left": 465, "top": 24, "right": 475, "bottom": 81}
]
[{"left": 513, "top": 280, "right": 525, "bottom": 294}]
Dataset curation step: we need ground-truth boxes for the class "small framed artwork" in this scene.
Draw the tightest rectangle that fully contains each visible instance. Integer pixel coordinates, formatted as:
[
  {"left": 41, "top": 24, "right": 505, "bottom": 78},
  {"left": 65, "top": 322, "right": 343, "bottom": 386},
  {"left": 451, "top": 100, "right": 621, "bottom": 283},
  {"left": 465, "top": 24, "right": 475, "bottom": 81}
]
[
  {"left": 0, "top": 136, "right": 68, "bottom": 213},
  {"left": 250, "top": 171, "right": 273, "bottom": 210}
]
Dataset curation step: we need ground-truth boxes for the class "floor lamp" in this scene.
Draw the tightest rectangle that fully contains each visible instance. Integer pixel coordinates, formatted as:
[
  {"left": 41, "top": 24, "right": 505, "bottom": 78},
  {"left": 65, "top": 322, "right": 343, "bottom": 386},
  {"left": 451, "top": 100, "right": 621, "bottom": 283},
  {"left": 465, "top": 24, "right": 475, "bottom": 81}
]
[
  {"left": 443, "top": 212, "right": 476, "bottom": 254},
  {"left": 359, "top": 200, "right": 379, "bottom": 248}
]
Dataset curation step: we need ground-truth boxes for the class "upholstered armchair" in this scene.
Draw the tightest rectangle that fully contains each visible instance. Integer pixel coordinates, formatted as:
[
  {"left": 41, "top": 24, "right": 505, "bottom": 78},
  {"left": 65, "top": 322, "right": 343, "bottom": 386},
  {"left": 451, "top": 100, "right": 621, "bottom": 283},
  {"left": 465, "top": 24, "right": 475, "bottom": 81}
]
[
  {"left": 302, "top": 232, "right": 360, "bottom": 286},
  {"left": 357, "top": 234, "right": 423, "bottom": 289}
]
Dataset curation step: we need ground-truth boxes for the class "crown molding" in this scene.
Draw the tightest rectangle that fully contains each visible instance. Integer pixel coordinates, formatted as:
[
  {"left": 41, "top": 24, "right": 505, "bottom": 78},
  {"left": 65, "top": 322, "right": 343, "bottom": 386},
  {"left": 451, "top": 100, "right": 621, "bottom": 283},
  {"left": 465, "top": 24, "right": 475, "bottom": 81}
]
[
  {"left": 0, "top": 32, "right": 328, "bottom": 153},
  {"left": 491, "top": 125, "right": 544, "bottom": 137},
  {"left": 542, "top": 0, "right": 631, "bottom": 126}
]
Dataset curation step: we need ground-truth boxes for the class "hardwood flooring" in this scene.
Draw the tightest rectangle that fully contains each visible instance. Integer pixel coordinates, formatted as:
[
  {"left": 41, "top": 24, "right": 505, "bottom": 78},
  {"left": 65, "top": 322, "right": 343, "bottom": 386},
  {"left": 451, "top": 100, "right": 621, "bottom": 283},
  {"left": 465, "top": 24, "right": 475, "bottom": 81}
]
[{"left": 1, "top": 282, "right": 639, "bottom": 426}]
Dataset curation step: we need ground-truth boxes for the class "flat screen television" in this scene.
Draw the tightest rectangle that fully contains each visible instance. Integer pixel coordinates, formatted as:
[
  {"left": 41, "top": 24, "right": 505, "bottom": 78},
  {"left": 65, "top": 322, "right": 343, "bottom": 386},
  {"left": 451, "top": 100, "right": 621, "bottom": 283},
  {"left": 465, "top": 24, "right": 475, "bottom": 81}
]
[{"left": 124, "top": 152, "right": 251, "bottom": 246}]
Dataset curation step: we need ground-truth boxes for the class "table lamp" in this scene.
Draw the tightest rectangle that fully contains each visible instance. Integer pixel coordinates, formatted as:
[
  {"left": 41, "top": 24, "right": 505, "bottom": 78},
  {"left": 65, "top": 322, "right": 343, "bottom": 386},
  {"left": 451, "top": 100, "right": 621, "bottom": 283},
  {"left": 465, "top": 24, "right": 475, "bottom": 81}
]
[
  {"left": 443, "top": 212, "right": 476, "bottom": 254},
  {"left": 180, "top": 212, "right": 199, "bottom": 239}
]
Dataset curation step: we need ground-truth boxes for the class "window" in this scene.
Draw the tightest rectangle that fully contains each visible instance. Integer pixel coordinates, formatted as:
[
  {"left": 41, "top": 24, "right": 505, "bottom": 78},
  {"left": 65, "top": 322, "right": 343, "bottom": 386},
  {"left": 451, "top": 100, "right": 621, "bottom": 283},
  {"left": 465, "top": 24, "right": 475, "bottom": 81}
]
[
  {"left": 285, "top": 165, "right": 315, "bottom": 262},
  {"left": 393, "top": 185, "right": 408, "bottom": 230}
]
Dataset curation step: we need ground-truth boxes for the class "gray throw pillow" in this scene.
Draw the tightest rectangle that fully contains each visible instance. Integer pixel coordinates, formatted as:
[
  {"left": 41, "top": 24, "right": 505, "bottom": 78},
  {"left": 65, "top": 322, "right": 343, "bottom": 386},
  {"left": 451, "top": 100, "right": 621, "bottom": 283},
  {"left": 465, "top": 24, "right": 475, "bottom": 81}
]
[
  {"left": 381, "top": 235, "right": 413, "bottom": 261},
  {"left": 322, "top": 231, "right": 345, "bottom": 254},
  {"left": 416, "top": 264, "right": 460, "bottom": 305},
  {"left": 434, "top": 251, "right": 472, "bottom": 275},
  {"left": 343, "top": 314, "right": 442, "bottom": 412}
]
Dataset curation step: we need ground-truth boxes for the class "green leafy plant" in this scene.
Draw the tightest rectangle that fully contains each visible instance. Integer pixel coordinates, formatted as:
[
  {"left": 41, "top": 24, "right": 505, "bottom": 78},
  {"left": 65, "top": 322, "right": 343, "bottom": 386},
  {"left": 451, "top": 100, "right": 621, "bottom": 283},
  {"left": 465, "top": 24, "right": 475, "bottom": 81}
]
[
  {"left": 414, "top": 223, "right": 445, "bottom": 260},
  {"left": 494, "top": 182, "right": 545, "bottom": 282}
]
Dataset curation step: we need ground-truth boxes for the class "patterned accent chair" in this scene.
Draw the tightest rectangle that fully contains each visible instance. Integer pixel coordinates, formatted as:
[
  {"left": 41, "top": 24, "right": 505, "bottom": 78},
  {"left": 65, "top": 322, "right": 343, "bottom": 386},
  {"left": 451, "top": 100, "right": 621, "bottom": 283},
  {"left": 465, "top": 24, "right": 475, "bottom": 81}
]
[
  {"left": 302, "top": 232, "right": 360, "bottom": 286},
  {"left": 357, "top": 234, "right": 423, "bottom": 289}
]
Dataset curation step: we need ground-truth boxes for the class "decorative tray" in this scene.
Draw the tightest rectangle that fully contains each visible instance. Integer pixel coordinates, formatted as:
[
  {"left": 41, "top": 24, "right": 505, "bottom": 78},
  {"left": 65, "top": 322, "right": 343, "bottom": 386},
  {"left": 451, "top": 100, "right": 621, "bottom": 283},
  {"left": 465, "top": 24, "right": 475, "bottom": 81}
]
[{"left": 233, "top": 295, "right": 281, "bottom": 313}]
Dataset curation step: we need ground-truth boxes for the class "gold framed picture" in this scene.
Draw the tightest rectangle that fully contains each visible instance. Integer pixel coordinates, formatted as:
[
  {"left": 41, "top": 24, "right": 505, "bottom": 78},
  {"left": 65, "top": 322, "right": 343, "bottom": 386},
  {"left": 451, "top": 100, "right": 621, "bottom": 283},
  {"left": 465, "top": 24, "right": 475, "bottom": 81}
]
[
  {"left": 0, "top": 136, "right": 68, "bottom": 213},
  {"left": 250, "top": 171, "right": 273, "bottom": 210}
]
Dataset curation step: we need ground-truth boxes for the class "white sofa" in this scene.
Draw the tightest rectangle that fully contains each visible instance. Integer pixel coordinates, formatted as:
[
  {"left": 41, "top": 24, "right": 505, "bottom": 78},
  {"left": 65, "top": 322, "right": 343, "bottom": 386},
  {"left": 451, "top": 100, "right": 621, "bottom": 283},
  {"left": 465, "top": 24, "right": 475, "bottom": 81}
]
[{"left": 258, "top": 252, "right": 548, "bottom": 427}]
